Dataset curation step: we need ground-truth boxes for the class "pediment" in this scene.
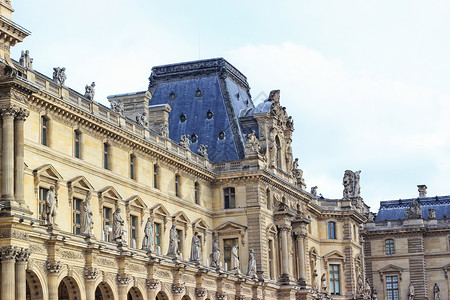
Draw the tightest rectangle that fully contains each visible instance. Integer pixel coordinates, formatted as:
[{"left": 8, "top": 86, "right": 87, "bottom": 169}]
[
  {"left": 68, "top": 176, "right": 94, "bottom": 191},
  {"left": 267, "top": 223, "right": 277, "bottom": 235},
  {"left": 33, "top": 164, "right": 63, "bottom": 181},
  {"left": 214, "top": 221, "right": 247, "bottom": 233},
  {"left": 173, "top": 211, "right": 191, "bottom": 224},
  {"left": 324, "top": 250, "right": 345, "bottom": 262},
  {"left": 193, "top": 218, "right": 209, "bottom": 231},
  {"left": 379, "top": 264, "right": 403, "bottom": 273},
  {"left": 126, "top": 195, "right": 147, "bottom": 209},
  {"left": 98, "top": 186, "right": 122, "bottom": 200},
  {"left": 150, "top": 204, "right": 170, "bottom": 218}
]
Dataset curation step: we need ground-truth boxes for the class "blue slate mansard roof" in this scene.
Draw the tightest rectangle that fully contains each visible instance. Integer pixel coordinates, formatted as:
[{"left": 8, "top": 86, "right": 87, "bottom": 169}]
[
  {"left": 148, "top": 58, "right": 256, "bottom": 162},
  {"left": 375, "top": 195, "right": 450, "bottom": 221}
]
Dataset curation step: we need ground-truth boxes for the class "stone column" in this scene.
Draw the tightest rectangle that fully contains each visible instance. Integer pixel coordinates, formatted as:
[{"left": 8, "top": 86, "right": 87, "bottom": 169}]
[
  {"left": 117, "top": 273, "right": 130, "bottom": 300},
  {"left": 46, "top": 261, "right": 62, "bottom": 300},
  {"left": 15, "top": 248, "right": 30, "bottom": 300},
  {"left": 297, "top": 233, "right": 307, "bottom": 286},
  {"left": 84, "top": 267, "right": 99, "bottom": 300},
  {"left": 14, "top": 109, "right": 28, "bottom": 204},
  {"left": 1, "top": 106, "right": 17, "bottom": 201},
  {"left": 1, "top": 246, "right": 17, "bottom": 300},
  {"left": 279, "top": 226, "right": 291, "bottom": 281}
]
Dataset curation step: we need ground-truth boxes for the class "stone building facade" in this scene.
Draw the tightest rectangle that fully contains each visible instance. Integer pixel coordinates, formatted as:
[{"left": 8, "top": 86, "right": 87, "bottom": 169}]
[
  {"left": 363, "top": 186, "right": 450, "bottom": 300},
  {"left": 0, "top": 2, "right": 372, "bottom": 300}
]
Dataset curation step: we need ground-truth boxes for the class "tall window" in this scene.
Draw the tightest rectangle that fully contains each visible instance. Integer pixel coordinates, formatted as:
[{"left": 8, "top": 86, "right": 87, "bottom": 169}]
[
  {"left": 328, "top": 221, "right": 336, "bottom": 239},
  {"left": 266, "top": 189, "right": 271, "bottom": 210},
  {"left": 386, "top": 276, "right": 399, "bottom": 300},
  {"left": 176, "top": 229, "right": 183, "bottom": 255},
  {"left": 276, "top": 136, "right": 282, "bottom": 168},
  {"left": 224, "top": 187, "right": 236, "bottom": 209},
  {"left": 38, "top": 187, "right": 48, "bottom": 219},
  {"left": 103, "top": 143, "right": 110, "bottom": 170},
  {"left": 153, "top": 164, "right": 158, "bottom": 189},
  {"left": 175, "top": 174, "right": 180, "bottom": 197},
  {"left": 154, "top": 223, "right": 161, "bottom": 249},
  {"left": 130, "top": 154, "right": 136, "bottom": 180},
  {"left": 74, "top": 130, "right": 81, "bottom": 158},
  {"left": 268, "top": 239, "right": 274, "bottom": 279},
  {"left": 130, "top": 215, "right": 137, "bottom": 248},
  {"left": 41, "top": 116, "right": 48, "bottom": 146},
  {"left": 194, "top": 182, "right": 199, "bottom": 204},
  {"left": 329, "top": 264, "right": 340, "bottom": 295},
  {"left": 73, "top": 198, "right": 82, "bottom": 234},
  {"left": 103, "top": 207, "right": 112, "bottom": 242},
  {"left": 223, "top": 238, "right": 238, "bottom": 271},
  {"left": 385, "top": 239, "right": 395, "bottom": 255}
]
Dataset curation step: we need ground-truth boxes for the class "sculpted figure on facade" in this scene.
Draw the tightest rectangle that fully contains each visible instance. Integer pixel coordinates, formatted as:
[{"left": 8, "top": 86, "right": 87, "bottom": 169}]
[
  {"left": 112, "top": 207, "right": 125, "bottom": 242},
  {"left": 357, "top": 274, "right": 364, "bottom": 296},
  {"left": 179, "top": 135, "right": 191, "bottom": 149},
  {"left": 44, "top": 185, "right": 57, "bottom": 225},
  {"left": 311, "top": 186, "right": 318, "bottom": 197},
  {"left": 53, "top": 67, "right": 67, "bottom": 86},
  {"left": 247, "top": 248, "right": 257, "bottom": 278},
  {"left": 136, "top": 111, "right": 148, "bottom": 127},
  {"left": 84, "top": 82, "right": 96, "bottom": 100},
  {"left": 210, "top": 237, "right": 220, "bottom": 268},
  {"left": 405, "top": 199, "right": 422, "bottom": 219},
  {"left": 363, "top": 279, "right": 372, "bottom": 299},
  {"left": 268, "top": 127, "right": 276, "bottom": 167},
  {"left": 321, "top": 273, "right": 327, "bottom": 293},
  {"left": 81, "top": 191, "right": 94, "bottom": 235},
  {"left": 286, "top": 144, "right": 293, "bottom": 172},
  {"left": 167, "top": 224, "right": 179, "bottom": 258},
  {"left": 408, "top": 283, "right": 415, "bottom": 300},
  {"left": 111, "top": 100, "right": 124, "bottom": 116},
  {"left": 428, "top": 208, "right": 436, "bottom": 220},
  {"left": 372, "top": 288, "right": 378, "bottom": 300},
  {"left": 245, "top": 130, "right": 260, "bottom": 155},
  {"left": 19, "top": 50, "right": 33, "bottom": 69},
  {"left": 142, "top": 217, "right": 153, "bottom": 252},
  {"left": 190, "top": 232, "right": 202, "bottom": 263},
  {"left": 158, "top": 123, "right": 169, "bottom": 138},
  {"left": 312, "top": 269, "right": 319, "bottom": 290},
  {"left": 231, "top": 244, "right": 240, "bottom": 272},
  {"left": 433, "top": 283, "right": 440, "bottom": 300},
  {"left": 198, "top": 144, "right": 208, "bottom": 159},
  {"left": 343, "top": 170, "right": 361, "bottom": 199}
]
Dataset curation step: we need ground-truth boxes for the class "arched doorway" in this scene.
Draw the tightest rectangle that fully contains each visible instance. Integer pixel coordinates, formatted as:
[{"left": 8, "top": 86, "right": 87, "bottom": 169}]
[
  {"left": 181, "top": 295, "right": 191, "bottom": 300},
  {"left": 58, "top": 276, "right": 81, "bottom": 300},
  {"left": 26, "top": 270, "right": 44, "bottom": 300},
  {"left": 156, "top": 291, "right": 169, "bottom": 300},
  {"left": 95, "top": 281, "right": 114, "bottom": 300},
  {"left": 128, "top": 286, "right": 143, "bottom": 300}
]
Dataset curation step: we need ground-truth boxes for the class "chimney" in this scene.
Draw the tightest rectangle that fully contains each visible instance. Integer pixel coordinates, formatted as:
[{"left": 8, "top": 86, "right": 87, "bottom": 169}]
[{"left": 417, "top": 185, "right": 427, "bottom": 198}]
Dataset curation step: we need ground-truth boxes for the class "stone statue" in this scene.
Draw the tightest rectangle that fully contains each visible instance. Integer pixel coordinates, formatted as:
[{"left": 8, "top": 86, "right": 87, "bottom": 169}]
[
  {"left": 428, "top": 208, "right": 436, "bottom": 220},
  {"left": 408, "top": 282, "right": 415, "bottom": 300},
  {"left": 268, "top": 127, "right": 276, "bottom": 167},
  {"left": 81, "top": 191, "right": 94, "bottom": 235},
  {"left": 343, "top": 170, "right": 361, "bottom": 199},
  {"left": 367, "top": 212, "right": 375, "bottom": 223},
  {"left": 286, "top": 145, "right": 293, "bottom": 171},
  {"left": 189, "top": 232, "right": 202, "bottom": 263},
  {"left": 136, "top": 111, "right": 148, "bottom": 127},
  {"left": 247, "top": 249, "right": 257, "bottom": 278},
  {"left": 312, "top": 269, "right": 319, "bottom": 290},
  {"left": 111, "top": 100, "right": 124, "bottom": 116},
  {"left": 179, "top": 135, "right": 190, "bottom": 149},
  {"left": 311, "top": 186, "right": 318, "bottom": 196},
  {"left": 112, "top": 207, "right": 125, "bottom": 242},
  {"left": 321, "top": 273, "right": 327, "bottom": 293},
  {"left": 405, "top": 199, "right": 422, "bottom": 219},
  {"left": 372, "top": 288, "right": 378, "bottom": 300},
  {"left": 167, "top": 224, "right": 179, "bottom": 258},
  {"left": 53, "top": 67, "right": 66, "bottom": 86},
  {"left": 210, "top": 237, "right": 220, "bottom": 267},
  {"left": 293, "top": 158, "right": 299, "bottom": 171},
  {"left": 19, "top": 50, "right": 33, "bottom": 69},
  {"left": 245, "top": 130, "right": 260, "bottom": 155},
  {"left": 231, "top": 244, "right": 240, "bottom": 272},
  {"left": 363, "top": 279, "right": 372, "bottom": 298},
  {"left": 142, "top": 217, "right": 153, "bottom": 251},
  {"left": 357, "top": 274, "right": 364, "bottom": 296},
  {"left": 158, "top": 123, "right": 169, "bottom": 138},
  {"left": 198, "top": 144, "right": 208, "bottom": 158},
  {"left": 433, "top": 283, "right": 440, "bottom": 300},
  {"left": 44, "top": 185, "right": 57, "bottom": 225},
  {"left": 84, "top": 82, "right": 96, "bottom": 100}
]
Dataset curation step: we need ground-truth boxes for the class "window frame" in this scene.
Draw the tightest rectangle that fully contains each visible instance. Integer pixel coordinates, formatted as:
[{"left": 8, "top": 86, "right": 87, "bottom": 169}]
[
  {"left": 385, "top": 239, "right": 395, "bottom": 255},
  {"left": 103, "top": 143, "right": 110, "bottom": 170},
  {"left": 153, "top": 164, "right": 159, "bottom": 189},
  {"left": 328, "top": 221, "right": 336, "bottom": 239},
  {"left": 224, "top": 187, "right": 236, "bottom": 209},
  {"left": 102, "top": 206, "right": 113, "bottom": 242},
  {"left": 130, "top": 154, "right": 136, "bottom": 180},
  {"left": 175, "top": 174, "right": 180, "bottom": 197},
  {"left": 38, "top": 187, "right": 48, "bottom": 221},
  {"left": 194, "top": 182, "right": 200, "bottom": 205},
  {"left": 223, "top": 237, "right": 239, "bottom": 271},
  {"left": 41, "top": 116, "right": 49, "bottom": 146},
  {"left": 129, "top": 214, "right": 138, "bottom": 248},
  {"left": 74, "top": 130, "right": 81, "bottom": 159},
  {"left": 72, "top": 197, "right": 82, "bottom": 235},
  {"left": 386, "top": 275, "right": 399, "bottom": 300},
  {"left": 329, "top": 264, "right": 340, "bottom": 295}
]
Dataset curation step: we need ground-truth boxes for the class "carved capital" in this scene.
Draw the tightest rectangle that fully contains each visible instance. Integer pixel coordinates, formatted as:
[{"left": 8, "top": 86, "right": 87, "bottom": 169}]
[
  {"left": 146, "top": 279, "right": 160, "bottom": 290},
  {"left": 46, "top": 260, "right": 62, "bottom": 274},
  {"left": 16, "top": 248, "right": 31, "bottom": 262},
  {"left": 84, "top": 267, "right": 99, "bottom": 280},
  {"left": 216, "top": 291, "right": 227, "bottom": 300},
  {"left": 172, "top": 283, "right": 185, "bottom": 294},
  {"left": 0, "top": 105, "right": 19, "bottom": 118},
  {"left": 0, "top": 245, "right": 18, "bottom": 261},
  {"left": 15, "top": 108, "right": 29, "bottom": 121},
  {"left": 278, "top": 225, "right": 291, "bottom": 232},
  {"left": 195, "top": 287, "right": 207, "bottom": 297},
  {"left": 116, "top": 273, "right": 130, "bottom": 285}
]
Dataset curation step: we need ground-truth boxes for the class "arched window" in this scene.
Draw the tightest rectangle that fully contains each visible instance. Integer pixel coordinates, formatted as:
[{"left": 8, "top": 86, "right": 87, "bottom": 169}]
[
  {"left": 103, "top": 143, "right": 110, "bottom": 170},
  {"left": 224, "top": 187, "right": 235, "bottom": 209},
  {"left": 74, "top": 130, "right": 81, "bottom": 159},
  {"left": 275, "top": 136, "right": 282, "bottom": 168},
  {"left": 385, "top": 239, "right": 395, "bottom": 255},
  {"left": 328, "top": 221, "right": 336, "bottom": 239},
  {"left": 41, "top": 116, "right": 49, "bottom": 146}
]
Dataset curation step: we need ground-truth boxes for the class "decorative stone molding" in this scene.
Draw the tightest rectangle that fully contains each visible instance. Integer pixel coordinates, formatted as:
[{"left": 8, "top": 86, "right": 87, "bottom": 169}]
[
  {"left": 16, "top": 248, "right": 31, "bottom": 262},
  {"left": 172, "top": 283, "right": 185, "bottom": 294},
  {"left": 0, "top": 104, "right": 20, "bottom": 117},
  {"left": 15, "top": 107, "right": 30, "bottom": 121},
  {"left": 45, "top": 260, "right": 62, "bottom": 274},
  {"left": 0, "top": 245, "right": 19, "bottom": 261},
  {"left": 116, "top": 273, "right": 131, "bottom": 285},
  {"left": 235, "top": 296, "right": 245, "bottom": 300},
  {"left": 195, "top": 287, "right": 207, "bottom": 297},
  {"left": 216, "top": 291, "right": 227, "bottom": 300},
  {"left": 84, "top": 267, "right": 99, "bottom": 280},
  {"left": 146, "top": 279, "right": 160, "bottom": 290}
]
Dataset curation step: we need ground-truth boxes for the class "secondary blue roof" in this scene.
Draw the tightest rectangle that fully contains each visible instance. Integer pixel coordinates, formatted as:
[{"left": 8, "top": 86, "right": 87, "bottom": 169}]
[
  {"left": 148, "top": 58, "right": 255, "bottom": 162},
  {"left": 375, "top": 195, "right": 450, "bottom": 221}
]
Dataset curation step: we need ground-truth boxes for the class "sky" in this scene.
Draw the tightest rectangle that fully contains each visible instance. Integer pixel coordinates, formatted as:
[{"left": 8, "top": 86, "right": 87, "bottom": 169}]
[{"left": 10, "top": 0, "right": 450, "bottom": 211}]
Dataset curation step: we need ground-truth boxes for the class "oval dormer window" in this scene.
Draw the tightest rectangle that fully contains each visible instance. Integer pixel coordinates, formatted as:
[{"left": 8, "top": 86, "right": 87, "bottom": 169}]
[{"left": 180, "top": 113, "right": 187, "bottom": 123}]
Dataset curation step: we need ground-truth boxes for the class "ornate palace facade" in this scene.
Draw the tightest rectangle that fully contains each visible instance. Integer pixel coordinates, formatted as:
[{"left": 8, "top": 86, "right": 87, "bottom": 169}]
[{"left": 0, "top": 1, "right": 374, "bottom": 300}]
